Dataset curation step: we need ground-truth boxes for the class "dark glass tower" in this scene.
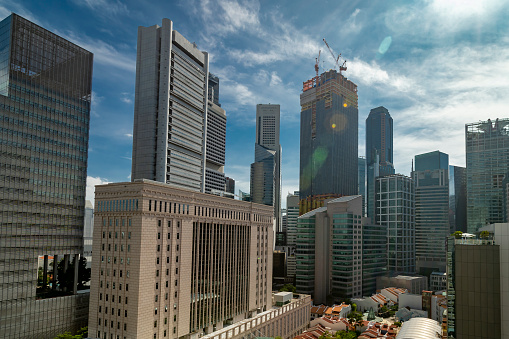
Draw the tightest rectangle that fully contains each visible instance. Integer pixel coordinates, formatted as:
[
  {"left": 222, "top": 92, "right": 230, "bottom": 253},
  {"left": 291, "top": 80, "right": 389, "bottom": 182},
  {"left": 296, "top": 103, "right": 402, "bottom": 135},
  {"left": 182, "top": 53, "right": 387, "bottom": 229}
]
[
  {"left": 466, "top": 119, "right": 509, "bottom": 233},
  {"left": 0, "top": 14, "right": 92, "bottom": 338},
  {"left": 366, "top": 106, "right": 394, "bottom": 220},
  {"left": 299, "top": 70, "right": 358, "bottom": 214},
  {"left": 412, "top": 151, "right": 449, "bottom": 276}
]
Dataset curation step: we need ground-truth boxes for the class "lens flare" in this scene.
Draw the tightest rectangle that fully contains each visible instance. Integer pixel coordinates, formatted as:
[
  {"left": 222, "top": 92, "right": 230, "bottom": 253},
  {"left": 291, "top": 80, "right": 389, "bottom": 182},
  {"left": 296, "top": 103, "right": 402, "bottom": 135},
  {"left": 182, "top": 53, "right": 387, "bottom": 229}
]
[
  {"left": 343, "top": 103, "right": 347, "bottom": 107},
  {"left": 332, "top": 123, "right": 336, "bottom": 129}
]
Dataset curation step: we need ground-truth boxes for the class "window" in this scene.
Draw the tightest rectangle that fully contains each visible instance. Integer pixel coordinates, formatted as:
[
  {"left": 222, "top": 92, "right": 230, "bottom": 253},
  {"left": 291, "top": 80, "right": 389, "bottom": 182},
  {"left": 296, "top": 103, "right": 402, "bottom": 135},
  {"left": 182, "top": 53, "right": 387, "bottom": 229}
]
[
  {"left": 166, "top": 269, "right": 169, "bottom": 275},
  {"left": 177, "top": 233, "right": 179, "bottom": 239},
  {"left": 166, "top": 281, "right": 168, "bottom": 288},
  {"left": 155, "top": 308, "right": 158, "bottom": 315},
  {"left": 109, "top": 232, "right": 112, "bottom": 238},
  {"left": 157, "top": 258, "right": 160, "bottom": 265},
  {"left": 167, "top": 257, "right": 169, "bottom": 264},
  {"left": 100, "top": 293, "right": 102, "bottom": 300},
  {"left": 128, "top": 232, "right": 131, "bottom": 239},
  {"left": 156, "top": 283, "right": 159, "bottom": 289},
  {"left": 157, "top": 245, "right": 160, "bottom": 252},
  {"left": 167, "top": 233, "right": 170, "bottom": 240},
  {"left": 154, "top": 321, "right": 157, "bottom": 328},
  {"left": 167, "top": 245, "right": 170, "bottom": 251},
  {"left": 174, "top": 291, "right": 177, "bottom": 298},
  {"left": 125, "top": 297, "right": 128, "bottom": 304},
  {"left": 155, "top": 295, "right": 158, "bottom": 302},
  {"left": 176, "top": 256, "right": 178, "bottom": 263},
  {"left": 157, "top": 232, "right": 160, "bottom": 239},
  {"left": 120, "top": 270, "right": 123, "bottom": 277},
  {"left": 99, "top": 306, "right": 102, "bottom": 312},
  {"left": 126, "top": 284, "right": 129, "bottom": 291},
  {"left": 103, "top": 232, "right": 105, "bottom": 238},
  {"left": 125, "top": 310, "right": 127, "bottom": 317},
  {"left": 175, "top": 280, "right": 178, "bottom": 286},
  {"left": 175, "top": 268, "right": 178, "bottom": 274}
]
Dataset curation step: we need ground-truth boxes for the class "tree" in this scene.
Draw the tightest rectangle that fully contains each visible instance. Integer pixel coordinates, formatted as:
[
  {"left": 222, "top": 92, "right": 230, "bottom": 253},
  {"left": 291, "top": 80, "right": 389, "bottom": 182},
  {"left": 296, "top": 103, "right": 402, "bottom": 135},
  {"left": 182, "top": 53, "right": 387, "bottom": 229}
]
[
  {"left": 393, "top": 322, "right": 402, "bottom": 327},
  {"left": 347, "top": 311, "right": 364, "bottom": 331},
  {"left": 452, "top": 231, "right": 463, "bottom": 239},
  {"left": 53, "top": 327, "right": 87, "bottom": 339},
  {"left": 480, "top": 230, "right": 490, "bottom": 239},
  {"left": 279, "top": 284, "right": 296, "bottom": 293}
]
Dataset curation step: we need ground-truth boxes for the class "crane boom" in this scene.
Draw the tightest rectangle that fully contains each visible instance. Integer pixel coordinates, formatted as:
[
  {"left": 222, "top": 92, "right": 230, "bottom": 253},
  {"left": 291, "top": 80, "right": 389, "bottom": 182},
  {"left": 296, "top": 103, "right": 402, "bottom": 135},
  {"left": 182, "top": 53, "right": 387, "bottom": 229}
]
[
  {"left": 315, "top": 50, "right": 321, "bottom": 77},
  {"left": 323, "top": 38, "right": 347, "bottom": 74}
]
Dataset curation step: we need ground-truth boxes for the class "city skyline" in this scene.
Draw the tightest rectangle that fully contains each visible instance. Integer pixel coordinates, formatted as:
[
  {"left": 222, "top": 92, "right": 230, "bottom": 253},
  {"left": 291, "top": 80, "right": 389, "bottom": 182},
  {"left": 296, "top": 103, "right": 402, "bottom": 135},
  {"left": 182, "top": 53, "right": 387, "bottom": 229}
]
[{"left": 4, "top": 1, "right": 509, "bottom": 208}]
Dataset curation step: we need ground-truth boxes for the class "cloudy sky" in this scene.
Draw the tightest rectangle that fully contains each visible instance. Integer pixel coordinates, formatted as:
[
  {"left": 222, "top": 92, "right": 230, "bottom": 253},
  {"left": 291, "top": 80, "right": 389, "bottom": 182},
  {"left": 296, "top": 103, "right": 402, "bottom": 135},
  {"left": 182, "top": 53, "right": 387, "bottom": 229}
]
[{"left": 3, "top": 0, "right": 509, "bottom": 207}]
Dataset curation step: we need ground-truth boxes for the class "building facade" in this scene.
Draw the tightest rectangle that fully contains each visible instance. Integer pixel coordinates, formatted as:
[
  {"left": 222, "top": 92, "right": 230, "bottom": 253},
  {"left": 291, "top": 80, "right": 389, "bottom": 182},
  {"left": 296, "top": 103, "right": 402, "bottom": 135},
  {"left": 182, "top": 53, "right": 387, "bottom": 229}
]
[
  {"left": 446, "top": 231, "right": 504, "bottom": 339},
  {"left": 466, "top": 119, "right": 509, "bottom": 233},
  {"left": 131, "top": 19, "right": 226, "bottom": 194},
  {"left": 375, "top": 174, "right": 415, "bottom": 274},
  {"left": 0, "top": 13, "right": 92, "bottom": 338},
  {"left": 250, "top": 104, "right": 282, "bottom": 231},
  {"left": 295, "top": 196, "right": 386, "bottom": 303},
  {"left": 366, "top": 106, "right": 395, "bottom": 220},
  {"left": 299, "top": 70, "right": 358, "bottom": 214},
  {"left": 448, "top": 165, "right": 466, "bottom": 233},
  {"left": 358, "top": 156, "right": 366, "bottom": 216},
  {"left": 84, "top": 200, "right": 95, "bottom": 268},
  {"left": 412, "top": 151, "right": 449, "bottom": 276},
  {"left": 88, "top": 180, "right": 274, "bottom": 339}
]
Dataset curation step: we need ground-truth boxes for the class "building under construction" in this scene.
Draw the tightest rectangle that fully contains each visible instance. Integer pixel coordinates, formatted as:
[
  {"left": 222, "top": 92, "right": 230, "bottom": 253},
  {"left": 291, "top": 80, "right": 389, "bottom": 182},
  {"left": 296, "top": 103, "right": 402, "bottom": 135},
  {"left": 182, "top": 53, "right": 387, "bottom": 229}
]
[{"left": 299, "top": 69, "right": 358, "bottom": 214}]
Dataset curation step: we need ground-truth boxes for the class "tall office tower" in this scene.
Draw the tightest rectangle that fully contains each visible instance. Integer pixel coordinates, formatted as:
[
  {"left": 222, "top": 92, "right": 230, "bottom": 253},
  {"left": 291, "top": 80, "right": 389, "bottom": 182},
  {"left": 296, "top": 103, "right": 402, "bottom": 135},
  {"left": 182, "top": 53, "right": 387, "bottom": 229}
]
[
  {"left": 89, "top": 180, "right": 274, "bottom": 339},
  {"left": 449, "top": 165, "right": 467, "bottom": 233},
  {"left": 295, "top": 195, "right": 387, "bottom": 303},
  {"left": 0, "top": 14, "right": 92, "bottom": 338},
  {"left": 446, "top": 224, "right": 509, "bottom": 338},
  {"left": 299, "top": 70, "right": 358, "bottom": 215},
  {"left": 466, "top": 119, "right": 509, "bottom": 233},
  {"left": 224, "top": 176, "right": 235, "bottom": 195},
  {"left": 366, "top": 106, "right": 395, "bottom": 220},
  {"left": 84, "top": 200, "right": 94, "bottom": 268},
  {"left": 204, "top": 75, "right": 227, "bottom": 193},
  {"left": 412, "top": 151, "right": 449, "bottom": 276},
  {"left": 250, "top": 104, "right": 282, "bottom": 231},
  {"left": 362, "top": 222, "right": 388, "bottom": 296},
  {"left": 286, "top": 192, "right": 299, "bottom": 249},
  {"left": 358, "top": 156, "right": 367, "bottom": 216},
  {"left": 131, "top": 19, "right": 227, "bottom": 194},
  {"left": 376, "top": 174, "right": 416, "bottom": 274}
]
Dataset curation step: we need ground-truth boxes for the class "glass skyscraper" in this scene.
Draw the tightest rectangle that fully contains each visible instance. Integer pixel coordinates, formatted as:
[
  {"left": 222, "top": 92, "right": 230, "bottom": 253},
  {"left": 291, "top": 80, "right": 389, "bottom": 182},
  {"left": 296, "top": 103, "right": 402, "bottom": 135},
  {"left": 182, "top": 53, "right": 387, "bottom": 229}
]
[
  {"left": 366, "top": 106, "right": 395, "bottom": 220},
  {"left": 376, "top": 174, "right": 415, "bottom": 274},
  {"left": 412, "top": 151, "right": 449, "bottom": 275},
  {"left": 466, "top": 119, "right": 509, "bottom": 233},
  {"left": 0, "top": 14, "right": 92, "bottom": 338},
  {"left": 358, "top": 156, "right": 366, "bottom": 216},
  {"left": 448, "top": 165, "right": 466, "bottom": 233},
  {"left": 250, "top": 104, "right": 282, "bottom": 231},
  {"left": 299, "top": 70, "right": 358, "bottom": 214}
]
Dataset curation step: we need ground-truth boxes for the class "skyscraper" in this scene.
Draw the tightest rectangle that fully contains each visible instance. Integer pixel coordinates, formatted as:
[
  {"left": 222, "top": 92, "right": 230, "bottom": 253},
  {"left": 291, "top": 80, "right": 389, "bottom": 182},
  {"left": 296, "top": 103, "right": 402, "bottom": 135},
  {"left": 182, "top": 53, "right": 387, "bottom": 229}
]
[
  {"left": 250, "top": 104, "right": 281, "bottom": 231},
  {"left": 299, "top": 70, "right": 358, "bottom": 214},
  {"left": 376, "top": 174, "right": 415, "bottom": 274},
  {"left": 366, "top": 106, "right": 394, "bottom": 220},
  {"left": 449, "top": 165, "right": 466, "bottom": 233},
  {"left": 412, "top": 151, "right": 449, "bottom": 275},
  {"left": 295, "top": 195, "right": 386, "bottom": 302},
  {"left": 88, "top": 180, "right": 274, "bottom": 339},
  {"left": 466, "top": 119, "right": 509, "bottom": 233},
  {"left": 0, "top": 13, "right": 92, "bottom": 338},
  {"left": 131, "top": 19, "right": 226, "bottom": 193},
  {"left": 358, "top": 156, "right": 366, "bottom": 216}
]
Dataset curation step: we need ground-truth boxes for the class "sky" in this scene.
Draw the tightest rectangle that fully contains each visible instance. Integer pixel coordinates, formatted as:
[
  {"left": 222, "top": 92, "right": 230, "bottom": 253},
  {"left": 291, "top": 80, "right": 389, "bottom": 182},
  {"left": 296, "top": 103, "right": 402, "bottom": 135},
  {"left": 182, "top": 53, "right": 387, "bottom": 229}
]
[{"left": 3, "top": 0, "right": 509, "bottom": 208}]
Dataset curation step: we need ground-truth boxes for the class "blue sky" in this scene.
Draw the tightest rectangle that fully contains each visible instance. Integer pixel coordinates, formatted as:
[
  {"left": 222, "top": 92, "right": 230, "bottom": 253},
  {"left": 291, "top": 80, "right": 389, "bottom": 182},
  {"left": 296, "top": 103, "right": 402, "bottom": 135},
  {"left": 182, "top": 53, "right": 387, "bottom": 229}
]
[{"left": 2, "top": 0, "right": 509, "bottom": 207}]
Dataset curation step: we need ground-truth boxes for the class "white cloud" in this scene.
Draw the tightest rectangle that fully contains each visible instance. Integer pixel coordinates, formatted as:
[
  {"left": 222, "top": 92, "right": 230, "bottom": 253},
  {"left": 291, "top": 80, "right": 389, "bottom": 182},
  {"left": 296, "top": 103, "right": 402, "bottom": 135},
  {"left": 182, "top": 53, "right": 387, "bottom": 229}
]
[
  {"left": 86, "top": 176, "right": 111, "bottom": 206},
  {"left": 73, "top": 0, "right": 129, "bottom": 17},
  {"left": 121, "top": 92, "right": 133, "bottom": 104},
  {"left": 58, "top": 31, "right": 136, "bottom": 73},
  {"left": 124, "top": 133, "right": 133, "bottom": 138}
]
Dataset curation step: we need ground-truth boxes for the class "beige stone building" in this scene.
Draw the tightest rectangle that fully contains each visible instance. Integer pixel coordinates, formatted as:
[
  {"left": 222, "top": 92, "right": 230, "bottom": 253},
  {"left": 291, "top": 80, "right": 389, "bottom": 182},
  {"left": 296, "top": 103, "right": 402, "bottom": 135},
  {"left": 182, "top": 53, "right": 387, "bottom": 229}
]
[{"left": 88, "top": 180, "right": 274, "bottom": 339}]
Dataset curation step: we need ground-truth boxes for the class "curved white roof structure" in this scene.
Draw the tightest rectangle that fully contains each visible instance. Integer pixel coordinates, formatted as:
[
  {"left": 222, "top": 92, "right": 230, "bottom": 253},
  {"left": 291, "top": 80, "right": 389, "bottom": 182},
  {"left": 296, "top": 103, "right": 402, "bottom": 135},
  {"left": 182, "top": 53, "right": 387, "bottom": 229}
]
[{"left": 396, "top": 318, "right": 442, "bottom": 338}]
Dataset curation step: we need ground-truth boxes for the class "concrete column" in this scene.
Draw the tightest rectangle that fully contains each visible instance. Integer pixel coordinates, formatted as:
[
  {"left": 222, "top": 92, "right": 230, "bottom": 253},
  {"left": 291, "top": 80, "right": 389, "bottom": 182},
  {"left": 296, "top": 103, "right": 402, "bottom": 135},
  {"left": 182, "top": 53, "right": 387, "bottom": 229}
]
[
  {"left": 42, "top": 255, "right": 48, "bottom": 289},
  {"left": 73, "top": 254, "right": 79, "bottom": 294},
  {"left": 52, "top": 254, "right": 58, "bottom": 290}
]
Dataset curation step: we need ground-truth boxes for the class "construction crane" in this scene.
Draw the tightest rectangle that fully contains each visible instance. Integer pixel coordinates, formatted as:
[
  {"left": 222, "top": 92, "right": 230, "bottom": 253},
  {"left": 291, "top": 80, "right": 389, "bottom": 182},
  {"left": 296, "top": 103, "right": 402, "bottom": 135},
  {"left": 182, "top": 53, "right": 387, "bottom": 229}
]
[
  {"left": 323, "top": 38, "right": 347, "bottom": 74},
  {"left": 315, "top": 50, "right": 321, "bottom": 77}
]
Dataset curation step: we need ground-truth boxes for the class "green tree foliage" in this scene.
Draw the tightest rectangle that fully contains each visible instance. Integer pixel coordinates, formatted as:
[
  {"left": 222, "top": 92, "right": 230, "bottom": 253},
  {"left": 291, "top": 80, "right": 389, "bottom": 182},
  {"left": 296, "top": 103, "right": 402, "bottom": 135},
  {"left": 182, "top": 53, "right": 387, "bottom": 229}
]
[
  {"left": 452, "top": 231, "right": 463, "bottom": 239},
  {"left": 480, "top": 230, "right": 490, "bottom": 239},
  {"left": 279, "top": 284, "right": 296, "bottom": 293},
  {"left": 318, "top": 330, "right": 358, "bottom": 339},
  {"left": 53, "top": 327, "right": 87, "bottom": 339},
  {"left": 347, "top": 311, "right": 364, "bottom": 330},
  {"left": 393, "top": 321, "right": 402, "bottom": 327}
]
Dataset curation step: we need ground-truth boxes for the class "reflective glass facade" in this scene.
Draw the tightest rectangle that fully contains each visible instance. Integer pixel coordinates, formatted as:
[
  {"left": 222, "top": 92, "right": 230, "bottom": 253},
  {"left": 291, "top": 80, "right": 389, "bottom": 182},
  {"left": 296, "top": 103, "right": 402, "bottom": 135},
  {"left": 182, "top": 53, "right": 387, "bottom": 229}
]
[
  {"left": 412, "top": 151, "right": 449, "bottom": 275},
  {"left": 376, "top": 174, "right": 415, "bottom": 274},
  {"left": 0, "top": 14, "right": 92, "bottom": 338},
  {"left": 358, "top": 156, "right": 366, "bottom": 216},
  {"left": 366, "top": 106, "right": 394, "bottom": 220},
  {"left": 448, "top": 165, "right": 466, "bottom": 233},
  {"left": 466, "top": 119, "right": 509, "bottom": 233},
  {"left": 299, "top": 70, "right": 358, "bottom": 206}
]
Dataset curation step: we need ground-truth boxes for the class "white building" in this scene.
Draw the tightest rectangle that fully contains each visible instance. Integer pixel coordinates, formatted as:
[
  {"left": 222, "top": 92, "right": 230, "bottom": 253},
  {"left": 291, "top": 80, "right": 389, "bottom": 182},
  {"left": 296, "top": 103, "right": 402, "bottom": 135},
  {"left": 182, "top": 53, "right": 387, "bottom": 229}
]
[{"left": 131, "top": 18, "right": 227, "bottom": 194}]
